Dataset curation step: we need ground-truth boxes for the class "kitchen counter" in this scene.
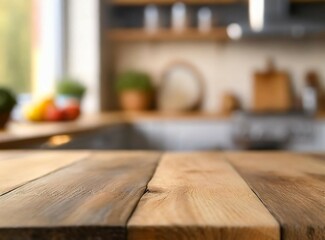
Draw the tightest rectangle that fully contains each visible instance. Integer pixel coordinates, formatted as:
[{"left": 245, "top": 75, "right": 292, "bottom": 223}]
[
  {"left": 0, "top": 112, "right": 228, "bottom": 148},
  {"left": 0, "top": 151, "right": 324, "bottom": 240},
  {"left": 2, "top": 111, "right": 325, "bottom": 151},
  {"left": 3, "top": 111, "right": 325, "bottom": 141}
]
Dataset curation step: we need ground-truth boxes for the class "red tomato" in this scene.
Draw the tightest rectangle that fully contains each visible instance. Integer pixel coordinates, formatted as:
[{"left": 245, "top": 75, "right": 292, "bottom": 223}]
[
  {"left": 44, "top": 104, "right": 65, "bottom": 122},
  {"left": 63, "top": 103, "right": 81, "bottom": 121}
]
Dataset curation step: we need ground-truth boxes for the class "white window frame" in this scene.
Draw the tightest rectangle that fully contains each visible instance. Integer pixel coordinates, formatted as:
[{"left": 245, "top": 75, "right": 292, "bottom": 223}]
[
  {"left": 30, "top": 0, "right": 101, "bottom": 113},
  {"left": 32, "top": 0, "right": 65, "bottom": 97},
  {"left": 13, "top": 0, "right": 66, "bottom": 121}
]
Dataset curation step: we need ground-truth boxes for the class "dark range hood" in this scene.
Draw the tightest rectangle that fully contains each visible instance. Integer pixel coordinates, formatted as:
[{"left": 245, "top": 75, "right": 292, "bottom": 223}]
[{"left": 228, "top": 0, "right": 325, "bottom": 39}]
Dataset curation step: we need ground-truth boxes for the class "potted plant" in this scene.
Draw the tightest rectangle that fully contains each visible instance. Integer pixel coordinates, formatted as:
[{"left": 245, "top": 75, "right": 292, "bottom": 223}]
[
  {"left": 116, "top": 71, "right": 154, "bottom": 111},
  {"left": 0, "top": 88, "right": 16, "bottom": 129},
  {"left": 57, "top": 78, "right": 86, "bottom": 99},
  {"left": 56, "top": 78, "right": 86, "bottom": 107}
]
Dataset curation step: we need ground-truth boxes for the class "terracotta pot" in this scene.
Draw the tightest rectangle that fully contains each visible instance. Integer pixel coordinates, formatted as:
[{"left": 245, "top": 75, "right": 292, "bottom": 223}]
[
  {"left": 119, "top": 90, "right": 152, "bottom": 111},
  {"left": 0, "top": 112, "right": 11, "bottom": 129}
]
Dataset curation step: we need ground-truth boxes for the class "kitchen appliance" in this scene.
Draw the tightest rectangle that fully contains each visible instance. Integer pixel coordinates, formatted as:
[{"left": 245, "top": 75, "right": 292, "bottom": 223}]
[{"left": 232, "top": 111, "right": 314, "bottom": 150}]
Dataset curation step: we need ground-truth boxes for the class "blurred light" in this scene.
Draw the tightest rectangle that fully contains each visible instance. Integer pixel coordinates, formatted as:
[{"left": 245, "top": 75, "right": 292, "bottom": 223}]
[
  {"left": 227, "top": 23, "right": 243, "bottom": 40},
  {"left": 249, "top": 0, "right": 264, "bottom": 32},
  {"left": 47, "top": 135, "right": 71, "bottom": 147}
]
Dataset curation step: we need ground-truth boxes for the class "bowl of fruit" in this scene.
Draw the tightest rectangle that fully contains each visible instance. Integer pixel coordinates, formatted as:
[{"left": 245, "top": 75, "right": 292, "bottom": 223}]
[
  {"left": 24, "top": 97, "right": 81, "bottom": 122},
  {"left": 24, "top": 79, "right": 85, "bottom": 122}
]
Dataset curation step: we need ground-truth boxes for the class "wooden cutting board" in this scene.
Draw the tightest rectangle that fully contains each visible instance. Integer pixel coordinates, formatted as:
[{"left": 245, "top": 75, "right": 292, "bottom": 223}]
[{"left": 253, "top": 62, "right": 292, "bottom": 112}]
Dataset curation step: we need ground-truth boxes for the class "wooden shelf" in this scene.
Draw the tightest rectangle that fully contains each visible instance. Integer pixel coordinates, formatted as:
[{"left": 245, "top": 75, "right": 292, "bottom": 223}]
[
  {"left": 110, "top": 0, "right": 244, "bottom": 6},
  {"left": 292, "top": 0, "right": 325, "bottom": 2},
  {"left": 110, "top": 0, "right": 324, "bottom": 6},
  {"left": 107, "top": 28, "right": 229, "bottom": 42}
]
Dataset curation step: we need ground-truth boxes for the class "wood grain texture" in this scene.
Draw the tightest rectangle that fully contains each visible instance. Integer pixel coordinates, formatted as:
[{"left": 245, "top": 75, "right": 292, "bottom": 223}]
[
  {"left": 0, "top": 151, "right": 160, "bottom": 240},
  {"left": 0, "top": 150, "right": 24, "bottom": 159},
  {"left": 227, "top": 152, "right": 325, "bottom": 240},
  {"left": 0, "top": 151, "right": 90, "bottom": 195},
  {"left": 128, "top": 152, "right": 279, "bottom": 240}
]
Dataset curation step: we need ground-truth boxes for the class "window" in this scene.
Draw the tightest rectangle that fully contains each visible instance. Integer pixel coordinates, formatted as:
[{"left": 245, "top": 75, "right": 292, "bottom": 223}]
[
  {"left": 1, "top": 0, "right": 99, "bottom": 114},
  {"left": 0, "top": 0, "right": 65, "bottom": 97},
  {"left": 0, "top": 0, "right": 31, "bottom": 93}
]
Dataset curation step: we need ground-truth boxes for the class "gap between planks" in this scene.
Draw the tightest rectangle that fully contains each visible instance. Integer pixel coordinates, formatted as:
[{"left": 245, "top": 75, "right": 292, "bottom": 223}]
[
  {"left": 127, "top": 152, "right": 280, "bottom": 240},
  {"left": 0, "top": 151, "right": 161, "bottom": 240},
  {"left": 225, "top": 152, "right": 325, "bottom": 240},
  {"left": 223, "top": 153, "right": 284, "bottom": 238},
  {"left": 125, "top": 152, "right": 164, "bottom": 226}
]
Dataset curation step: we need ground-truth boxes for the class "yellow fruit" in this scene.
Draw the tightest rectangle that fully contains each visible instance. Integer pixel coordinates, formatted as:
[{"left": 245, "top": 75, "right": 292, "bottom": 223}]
[
  {"left": 24, "top": 104, "right": 43, "bottom": 122},
  {"left": 41, "top": 97, "right": 55, "bottom": 106},
  {"left": 38, "top": 97, "right": 54, "bottom": 110},
  {"left": 23, "top": 97, "right": 55, "bottom": 122}
]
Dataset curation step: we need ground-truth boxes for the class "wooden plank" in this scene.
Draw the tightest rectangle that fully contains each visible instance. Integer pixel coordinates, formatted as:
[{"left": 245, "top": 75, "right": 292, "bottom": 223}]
[
  {"left": 227, "top": 152, "right": 325, "bottom": 240},
  {"left": 0, "top": 151, "right": 160, "bottom": 240},
  {"left": 0, "top": 150, "right": 25, "bottom": 161},
  {"left": 0, "top": 151, "right": 90, "bottom": 195},
  {"left": 128, "top": 152, "right": 279, "bottom": 240}
]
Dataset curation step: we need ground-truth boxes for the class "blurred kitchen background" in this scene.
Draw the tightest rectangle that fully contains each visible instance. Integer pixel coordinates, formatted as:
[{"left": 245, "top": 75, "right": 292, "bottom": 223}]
[{"left": 1, "top": 0, "right": 325, "bottom": 151}]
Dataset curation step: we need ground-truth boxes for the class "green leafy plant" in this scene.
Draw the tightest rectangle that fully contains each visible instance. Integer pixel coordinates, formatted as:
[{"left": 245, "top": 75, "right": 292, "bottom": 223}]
[
  {"left": 57, "top": 78, "right": 86, "bottom": 98},
  {"left": 0, "top": 88, "right": 16, "bottom": 112},
  {"left": 116, "top": 71, "right": 153, "bottom": 93}
]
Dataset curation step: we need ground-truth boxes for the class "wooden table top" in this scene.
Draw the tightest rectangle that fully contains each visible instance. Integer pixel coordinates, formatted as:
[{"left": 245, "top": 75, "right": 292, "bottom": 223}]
[{"left": 0, "top": 151, "right": 324, "bottom": 240}]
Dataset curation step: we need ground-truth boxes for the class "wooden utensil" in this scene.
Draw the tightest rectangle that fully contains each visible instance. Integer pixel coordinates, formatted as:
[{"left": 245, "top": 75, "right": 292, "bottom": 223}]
[
  {"left": 253, "top": 60, "right": 292, "bottom": 112},
  {"left": 219, "top": 92, "right": 240, "bottom": 115}
]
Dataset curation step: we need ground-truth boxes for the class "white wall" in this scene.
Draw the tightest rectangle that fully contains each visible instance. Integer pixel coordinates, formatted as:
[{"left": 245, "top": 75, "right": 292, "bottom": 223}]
[
  {"left": 65, "top": 0, "right": 325, "bottom": 113},
  {"left": 67, "top": 0, "right": 100, "bottom": 113},
  {"left": 115, "top": 40, "right": 325, "bottom": 112}
]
